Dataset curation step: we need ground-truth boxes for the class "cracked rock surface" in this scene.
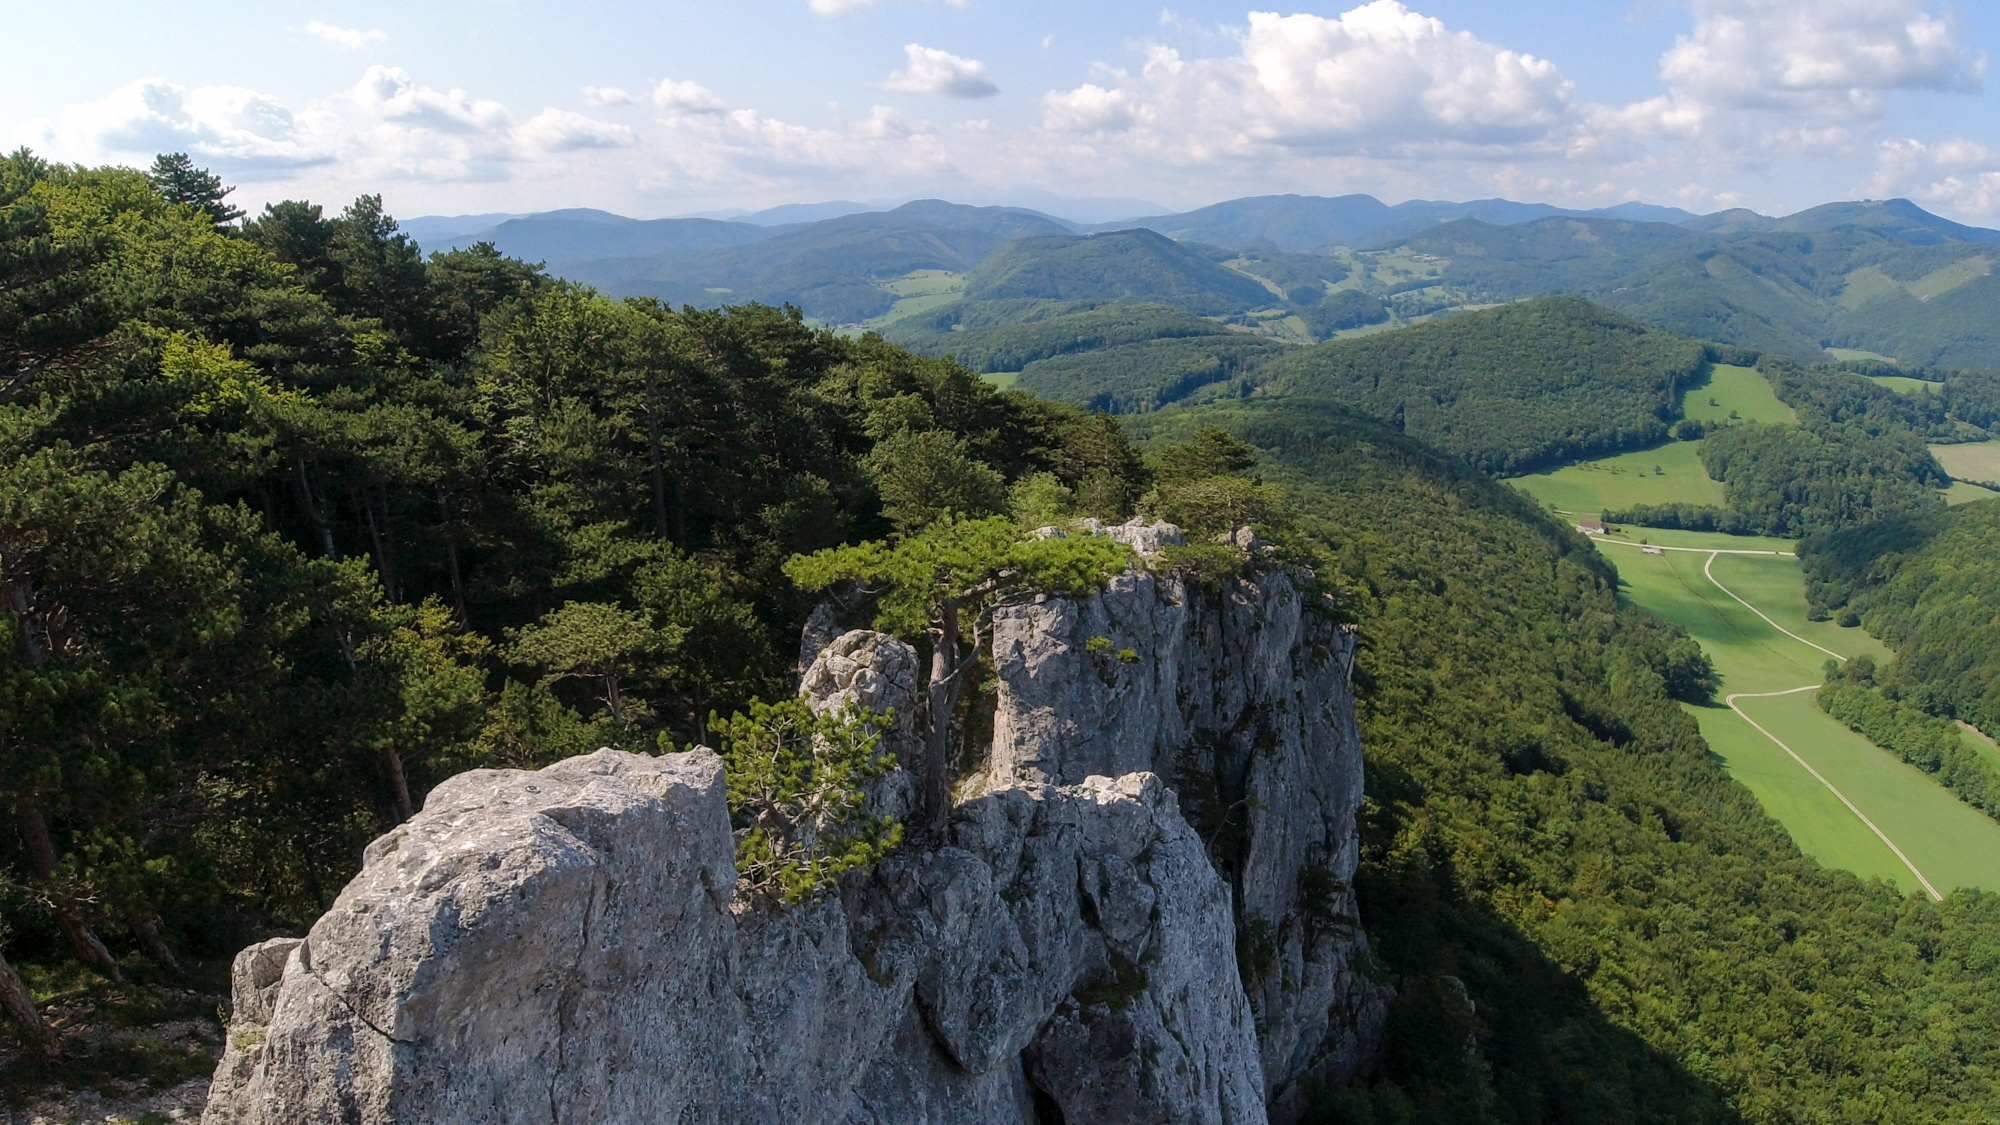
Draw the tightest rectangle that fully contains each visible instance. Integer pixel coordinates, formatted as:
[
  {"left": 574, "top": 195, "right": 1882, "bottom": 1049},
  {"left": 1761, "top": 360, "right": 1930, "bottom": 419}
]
[{"left": 204, "top": 532, "right": 1380, "bottom": 1123}]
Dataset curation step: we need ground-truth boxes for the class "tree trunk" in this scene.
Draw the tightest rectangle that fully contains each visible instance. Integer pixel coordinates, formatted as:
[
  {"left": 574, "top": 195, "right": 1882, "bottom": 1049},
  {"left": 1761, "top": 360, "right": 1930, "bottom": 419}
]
[
  {"left": 605, "top": 671, "right": 626, "bottom": 726},
  {"left": 381, "top": 747, "right": 415, "bottom": 824},
  {"left": 363, "top": 486, "right": 399, "bottom": 602},
  {"left": 14, "top": 803, "right": 123, "bottom": 984},
  {"left": 295, "top": 457, "right": 338, "bottom": 561},
  {"left": 8, "top": 584, "right": 45, "bottom": 667},
  {"left": 645, "top": 379, "right": 672, "bottom": 542},
  {"left": 439, "top": 489, "right": 467, "bottom": 626},
  {"left": 133, "top": 916, "right": 186, "bottom": 982},
  {"left": 924, "top": 599, "right": 962, "bottom": 834},
  {"left": 673, "top": 477, "right": 687, "bottom": 545},
  {"left": 0, "top": 948, "right": 55, "bottom": 1059}
]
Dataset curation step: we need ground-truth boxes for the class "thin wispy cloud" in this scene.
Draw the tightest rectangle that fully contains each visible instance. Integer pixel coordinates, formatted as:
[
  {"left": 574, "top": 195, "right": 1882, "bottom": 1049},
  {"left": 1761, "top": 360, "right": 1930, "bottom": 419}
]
[{"left": 305, "top": 21, "right": 387, "bottom": 50}]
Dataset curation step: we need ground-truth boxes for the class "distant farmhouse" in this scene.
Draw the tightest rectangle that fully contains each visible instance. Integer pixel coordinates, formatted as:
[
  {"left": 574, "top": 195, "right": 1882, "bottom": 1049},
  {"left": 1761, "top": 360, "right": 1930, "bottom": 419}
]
[{"left": 1576, "top": 519, "right": 1607, "bottom": 535}]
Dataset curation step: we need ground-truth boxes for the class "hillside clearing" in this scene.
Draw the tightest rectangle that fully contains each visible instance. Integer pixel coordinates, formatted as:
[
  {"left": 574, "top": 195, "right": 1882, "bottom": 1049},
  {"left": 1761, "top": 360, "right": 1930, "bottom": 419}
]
[
  {"left": 1867, "top": 374, "right": 1944, "bottom": 395},
  {"left": 1933, "top": 440, "right": 2000, "bottom": 485},
  {"left": 1508, "top": 440, "right": 1725, "bottom": 513},
  {"left": 1682, "top": 363, "right": 1797, "bottom": 425}
]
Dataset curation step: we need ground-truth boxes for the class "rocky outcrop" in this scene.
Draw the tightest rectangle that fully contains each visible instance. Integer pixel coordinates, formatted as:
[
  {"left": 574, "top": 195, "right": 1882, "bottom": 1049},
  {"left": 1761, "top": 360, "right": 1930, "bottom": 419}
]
[
  {"left": 204, "top": 523, "right": 1381, "bottom": 1124},
  {"left": 985, "top": 537, "right": 1380, "bottom": 1111}
]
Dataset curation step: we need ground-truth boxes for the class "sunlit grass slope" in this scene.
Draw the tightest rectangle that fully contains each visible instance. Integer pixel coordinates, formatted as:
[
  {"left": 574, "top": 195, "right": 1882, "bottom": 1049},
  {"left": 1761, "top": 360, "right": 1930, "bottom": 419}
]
[
  {"left": 1609, "top": 539, "right": 2000, "bottom": 893},
  {"left": 1509, "top": 440, "right": 1725, "bottom": 514},
  {"left": 1683, "top": 363, "right": 1797, "bottom": 425}
]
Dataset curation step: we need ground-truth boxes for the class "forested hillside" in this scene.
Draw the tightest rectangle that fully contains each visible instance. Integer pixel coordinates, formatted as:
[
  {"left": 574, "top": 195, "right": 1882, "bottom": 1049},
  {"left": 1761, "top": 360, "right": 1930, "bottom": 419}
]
[
  {"left": 883, "top": 299, "right": 1225, "bottom": 372},
  {"left": 961, "top": 228, "right": 1275, "bottom": 314},
  {"left": 1611, "top": 357, "right": 1996, "bottom": 537},
  {"left": 0, "top": 151, "right": 1145, "bottom": 1065},
  {"left": 1396, "top": 215, "right": 2000, "bottom": 367},
  {"left": 1128, "top": 399, "right": 2000, "bottom": 1123},
  {"left": 1801, "top": 503, "right": 2000, "bottom": 737},
  {"left": 1246, "top": 296, "right": 1709, "bottom": 474}
]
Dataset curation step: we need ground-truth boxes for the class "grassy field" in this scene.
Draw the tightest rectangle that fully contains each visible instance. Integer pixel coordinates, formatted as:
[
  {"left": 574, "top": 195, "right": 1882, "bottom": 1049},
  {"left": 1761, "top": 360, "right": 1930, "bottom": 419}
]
[
  {"left": 1587, "top": 524, "right": 1797, "bottom": 554},
  {"left": 1508, "top": 440, "right": 1725, "bottom": 514},
  {"left": 1609, "top": 539, "right": 2000, "bottom": 894},
  {"left": 980, "top": 371, "right": 1020, "bottom": 390},
  {"left": 1945, "top": 481, "right": 2000, "bottom": 505},
  {"left": 1867, "top": 374, "right": 1945, "bottom": 395},
  {"left": 1682, "top": 363, "right": 1797, "bottom": 425},
  {"left": 866, "top": 270, "right": 966, "bottom": 328},
  {"left": 1934, "top": 440, "right": 2000, "bottom": 485},
  {"left": 1512, "top": 357, "right": 2000, "bottom": 892},
  {"left": 1825, "top": 347, "right": 1899, "bottom": 364}
]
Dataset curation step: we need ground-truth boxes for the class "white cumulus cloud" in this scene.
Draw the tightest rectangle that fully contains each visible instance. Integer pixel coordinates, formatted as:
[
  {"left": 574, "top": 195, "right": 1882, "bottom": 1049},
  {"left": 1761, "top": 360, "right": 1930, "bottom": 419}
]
[
  {"left": 582, "top": 86, "right": 639, "bottom": 107},
  {"left": 1039, "top": 3, "right": 1575, "bottom": 156},
  {"left": 1870, "top": 136, "right": 2000, "bottom": 219},
  {"left": 305, "top": 21, "right": 387, "bottom": 50},
  {"left": 352, "top": 66, "right": 512, "bottom": 134},
  {"left": 1660, "top": 0, "right": 1984, "bottom": 117},
  {"left": 884, "top": 44, "right": 999, "bottom": 98},
  {"left": 1042, "top": 85, "right": 1139, "bottom": 134},
  {"left": 43, "top": 77, "right": 331, "bottom": 174}
]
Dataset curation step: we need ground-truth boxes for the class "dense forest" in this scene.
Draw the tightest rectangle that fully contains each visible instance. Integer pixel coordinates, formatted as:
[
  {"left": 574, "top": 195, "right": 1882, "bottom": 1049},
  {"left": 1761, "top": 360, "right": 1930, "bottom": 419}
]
[
  {"left": 1128, "top": 398, "right": 2000, "bottom": 1124},
  {"left": 0, "top": 150, "right": 1147, "bottom": 1061},
  {"left": 961, "top": 228, "right": 1276, "bottom": 315},
  {"left": 885, "top": 299, "right": 1227, "bottom": 373},
  {"left": 1248, "top": 296, "right": 1710, "bottom": 474},
  {"left": 1801, "top": 502, "right": 2000, "bottom": 737},
  {"left": 1395, "top": 212, "right": 2000, "bottom": 368}
]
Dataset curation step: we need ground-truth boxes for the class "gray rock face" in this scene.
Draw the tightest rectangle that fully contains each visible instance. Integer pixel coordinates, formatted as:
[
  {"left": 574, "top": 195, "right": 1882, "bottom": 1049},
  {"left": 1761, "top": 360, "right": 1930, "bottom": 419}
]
[
  {"left": 985, "top": 557, "right": 1383, "bottom": 1109},
  {"left": 204, "top": 529, "right": 1378, "bottom": 1124}
]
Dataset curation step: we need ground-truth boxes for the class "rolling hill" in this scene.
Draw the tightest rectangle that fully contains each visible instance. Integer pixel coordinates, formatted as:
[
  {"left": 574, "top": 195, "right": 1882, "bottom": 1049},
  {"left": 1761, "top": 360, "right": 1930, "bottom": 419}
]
[
  {"left": 960, "top": 228, "right": 1277, "bottom": 315},
  {"left": 1244, "top": 296, "right": 1711, "bottom": 474},
  {"left": 559, "top": 201, "right": 1076, "bottom": 322}
]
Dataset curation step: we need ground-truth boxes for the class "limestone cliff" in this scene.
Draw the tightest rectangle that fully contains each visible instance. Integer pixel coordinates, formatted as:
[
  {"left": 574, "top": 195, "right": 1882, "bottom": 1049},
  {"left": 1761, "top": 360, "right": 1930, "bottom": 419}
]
[{"left": 202, "top": 522, "right": 1382, "bottom": 1123}]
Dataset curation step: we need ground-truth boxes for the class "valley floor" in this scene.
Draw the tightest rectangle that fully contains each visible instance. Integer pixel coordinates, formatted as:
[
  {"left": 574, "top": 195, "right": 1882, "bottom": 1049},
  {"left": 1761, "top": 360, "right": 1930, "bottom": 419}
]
[{"left": 1590, "top": 525, "right": 2000, "bottom": 896}]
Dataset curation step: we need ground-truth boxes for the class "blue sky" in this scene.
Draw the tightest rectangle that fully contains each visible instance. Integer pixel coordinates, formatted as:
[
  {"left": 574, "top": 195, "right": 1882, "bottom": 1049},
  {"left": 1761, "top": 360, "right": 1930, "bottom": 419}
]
[{"left": 7, "top": 1, "right": 1997, "bottom": 223}]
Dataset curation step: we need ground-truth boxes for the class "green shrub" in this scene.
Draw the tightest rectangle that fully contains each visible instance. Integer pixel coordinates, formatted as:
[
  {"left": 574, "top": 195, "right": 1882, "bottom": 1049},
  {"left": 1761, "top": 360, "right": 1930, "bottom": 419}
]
[{"left": 714, "top": 698, "right": 904, "bottom": 905}]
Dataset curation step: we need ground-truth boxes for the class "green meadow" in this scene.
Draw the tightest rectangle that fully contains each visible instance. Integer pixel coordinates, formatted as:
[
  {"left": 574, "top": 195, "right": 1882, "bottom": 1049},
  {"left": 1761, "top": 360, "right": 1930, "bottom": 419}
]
[
  {"left": 866, "top": 269, "right": 967, "bottom": 328},
  {"left": 1606, "top": 528, "right": 2000, "bottom": 894},
  {"left": 1868, "top": 374, "right": 1944, "bottom": 395},
  {"left": 1825, "top": 347, "right": 1899, "bottom": 364},
  {"left": 1508, "top": 440, "right": 1725, "bottom": 514},
  {"left": 1935, "top": 440, "right": 2000, "bottom": 484},
  {"left": 1684, "top": 363, "right": 1797, "bottom": 425}
]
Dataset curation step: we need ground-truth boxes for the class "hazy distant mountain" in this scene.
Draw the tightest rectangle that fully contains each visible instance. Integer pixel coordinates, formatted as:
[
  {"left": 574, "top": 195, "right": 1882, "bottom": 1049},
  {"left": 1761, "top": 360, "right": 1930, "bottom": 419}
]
[
  {"left": 1397, "top": 209, "right": 2000, "bottom": 366},
  {"left": 1680, "top": 198, "right": 2000, "bottom": 245},
  {"left": 683, "top": 201, "right": 886, "bottom": 226},
  {"left": 1101, "top": 194, "right": 1704, "bottom": 252},
  {"left": 398, "top": 212, "right": 527, "bottom": 248},
  {"left": 392, "top": 192, "right": 1998, "bottom": 365},
  {"left": 559, "top": 200, "right": 1075, "bottom": 322}
]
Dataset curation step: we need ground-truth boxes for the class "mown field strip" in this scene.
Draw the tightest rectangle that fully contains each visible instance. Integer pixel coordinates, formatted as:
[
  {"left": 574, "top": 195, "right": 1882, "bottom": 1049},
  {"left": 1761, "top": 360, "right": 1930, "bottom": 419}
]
[
  {"left": 1702, "top": 551, "right": 1845, "bottom": 661},
  {"left": 1608, "top": 531, "right": 2000, "bottom": 893},
  {"left": 1726, "top": 687, "right": 1942, "bottom": 901}
]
